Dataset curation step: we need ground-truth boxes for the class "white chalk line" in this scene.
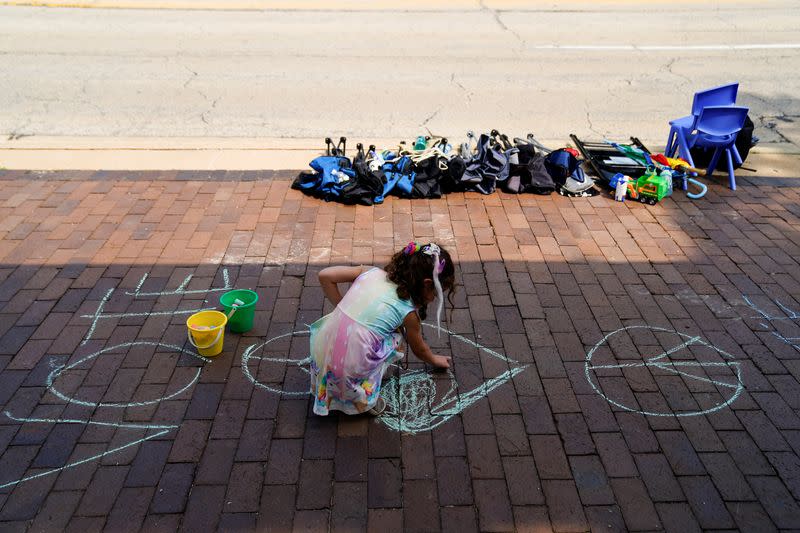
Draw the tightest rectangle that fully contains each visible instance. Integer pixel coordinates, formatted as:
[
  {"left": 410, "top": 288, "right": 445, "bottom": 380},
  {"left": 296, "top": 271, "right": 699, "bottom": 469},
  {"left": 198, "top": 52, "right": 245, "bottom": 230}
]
[
  {"left": 79, "top": 282, "right": 214, "bottom": 344},
  {"left": 241, "top": 330, "right": 313, "bottom": 397},
  {"left": 584, "top": 325, "right": 745, "bottom": 417},
  {"left": 79, "top": 308, "right": 214, "bottom": 320},
  {"left": 81, "top": 287, "right": 114, "bottom": 346},
  {"left": 742, "top": 295, "right": 800, "bottom": 351},
  {"left": 743, "top": 295, "right": 800, "bottom": 321},
  {"left": 589, "top": 360, "right": 741, "bottom": 389},
  {"left": 4, "top": 412, "right": 179, "bottom": 431},
  {"left": 124, "top": 268, "right": 232, "bottom": 297},
  {"left": 0, "top": 412, "right": 172, "bottom": 489},
  {"left": 47, "top": 341, "right": 207, "bottom": 409}
]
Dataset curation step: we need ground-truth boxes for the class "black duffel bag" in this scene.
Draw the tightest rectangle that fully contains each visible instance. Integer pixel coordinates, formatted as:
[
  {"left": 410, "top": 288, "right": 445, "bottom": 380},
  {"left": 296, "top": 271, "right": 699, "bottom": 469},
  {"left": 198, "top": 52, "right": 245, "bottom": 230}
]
[{"left": 690, "top": 115, "right": 757, "bottom": 170}]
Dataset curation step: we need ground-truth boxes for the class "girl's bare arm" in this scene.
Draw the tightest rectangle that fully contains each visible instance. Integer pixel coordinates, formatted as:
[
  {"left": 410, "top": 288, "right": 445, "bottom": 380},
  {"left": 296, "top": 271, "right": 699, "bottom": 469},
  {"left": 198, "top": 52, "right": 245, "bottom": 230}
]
[
  {"left": 403, "top": 313, "right": 451, "bottom": 369},
  {"left": 318, "top": 265, "right": 367, "bottom": 306}
]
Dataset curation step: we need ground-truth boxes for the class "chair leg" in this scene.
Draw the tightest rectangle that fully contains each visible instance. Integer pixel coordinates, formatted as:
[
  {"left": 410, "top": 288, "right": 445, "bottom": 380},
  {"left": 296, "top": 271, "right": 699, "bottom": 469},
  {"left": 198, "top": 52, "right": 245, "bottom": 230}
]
[
  {"left": 706, "top": 148, "right": 722, "bottom": 179},
  {"left": 726, "top": 149, "right": 736, "bottom": 191},
  {"left": 666, "top": 127, "right": 676, "bottom": 157},
  {"left": 732, "top": 144, "right": 743, "bottom": 166},
  {"left": 677, "top": 130, "right": 695, "bottom": 167}
]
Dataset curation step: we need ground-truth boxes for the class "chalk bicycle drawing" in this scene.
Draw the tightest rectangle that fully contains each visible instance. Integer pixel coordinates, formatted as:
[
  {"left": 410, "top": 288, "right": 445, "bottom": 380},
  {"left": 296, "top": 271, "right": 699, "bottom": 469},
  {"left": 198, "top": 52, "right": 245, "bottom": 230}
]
[
  {"left": 1, "top": 271, "right": 230, "bottom": 491},
  {"left": 584, "top": 325, "right": 745, "bottom": 417},
  {"left": 1, "top": 342, "right": 210, "bottom": 490},
  {"left": 743, "top": 295, "right": 800, "bottom": 352},
  {"left": 241, "top": 324, "right": 529, "bottom": 434}
]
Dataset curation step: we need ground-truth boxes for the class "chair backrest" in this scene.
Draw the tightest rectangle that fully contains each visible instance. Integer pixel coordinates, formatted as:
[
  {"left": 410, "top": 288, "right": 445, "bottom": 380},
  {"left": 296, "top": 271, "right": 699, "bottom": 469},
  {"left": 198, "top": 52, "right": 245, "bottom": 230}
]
[
  {"left": 695, "top": 105, "right": 749, "bottom": 137},
  {"left": 691, "top": 83, "right": 739, "bottom": 117}
]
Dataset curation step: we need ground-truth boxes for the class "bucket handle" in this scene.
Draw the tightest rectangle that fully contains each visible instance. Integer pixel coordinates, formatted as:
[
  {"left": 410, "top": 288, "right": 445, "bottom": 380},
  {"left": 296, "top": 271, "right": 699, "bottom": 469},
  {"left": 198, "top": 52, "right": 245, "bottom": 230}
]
[{"left": 188, "top": 326, "right": 224, "bottom": 350}]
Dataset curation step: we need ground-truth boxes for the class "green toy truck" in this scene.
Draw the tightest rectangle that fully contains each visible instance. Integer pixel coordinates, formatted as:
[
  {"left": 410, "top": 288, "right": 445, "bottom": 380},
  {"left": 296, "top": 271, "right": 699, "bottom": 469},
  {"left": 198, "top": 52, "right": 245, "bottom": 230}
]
[{"left": 621, "top": 167, "right": 673, "bottom": 205}]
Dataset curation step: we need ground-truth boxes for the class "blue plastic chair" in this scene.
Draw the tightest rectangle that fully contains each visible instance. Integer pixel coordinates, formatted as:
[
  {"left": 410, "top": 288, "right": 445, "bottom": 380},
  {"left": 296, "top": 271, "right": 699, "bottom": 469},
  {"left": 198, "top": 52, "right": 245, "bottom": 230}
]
[
  {"left": 687, "top": 105, "right": 749, "bottom": 191},
  {"left": 666, "top": 83, "right": 739, "bottom": 166}
]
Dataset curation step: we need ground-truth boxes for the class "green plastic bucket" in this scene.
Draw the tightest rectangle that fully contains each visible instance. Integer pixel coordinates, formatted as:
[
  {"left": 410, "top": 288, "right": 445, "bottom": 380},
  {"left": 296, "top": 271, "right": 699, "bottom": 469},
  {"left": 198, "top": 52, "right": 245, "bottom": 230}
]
[{"left": 220, "top": 289, "right": 259, "bottom": 333}]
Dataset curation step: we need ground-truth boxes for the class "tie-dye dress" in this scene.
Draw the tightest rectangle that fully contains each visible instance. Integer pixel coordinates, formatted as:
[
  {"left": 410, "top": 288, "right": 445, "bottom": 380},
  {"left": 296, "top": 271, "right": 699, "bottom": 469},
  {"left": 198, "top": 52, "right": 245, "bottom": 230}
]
[{"left": 310, "top": 267, "right": 417, "bottom": 415}]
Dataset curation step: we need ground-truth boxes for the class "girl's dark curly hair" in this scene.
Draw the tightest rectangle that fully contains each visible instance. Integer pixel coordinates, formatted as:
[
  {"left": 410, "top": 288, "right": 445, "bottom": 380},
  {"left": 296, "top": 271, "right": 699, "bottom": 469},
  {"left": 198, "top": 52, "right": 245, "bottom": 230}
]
[{"left": 385, "top": 243, "right": 455, "bottom": 320}]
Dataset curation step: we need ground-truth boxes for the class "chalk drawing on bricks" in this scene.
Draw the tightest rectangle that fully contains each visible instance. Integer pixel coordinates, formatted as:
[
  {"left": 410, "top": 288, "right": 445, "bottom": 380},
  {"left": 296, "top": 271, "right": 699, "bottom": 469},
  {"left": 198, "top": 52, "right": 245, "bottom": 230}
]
[
  {"left": 743, "top": 295, "right": 800, "bottom": 352},
  {"left": 241, "top": 330, "right": 314, "bottom": 397},
  {"left": 47, "top": 341, "right": 209, "bottom": 408},
  {"left": 79, "top": 287, "right": 214, "bottom": 345},
  {"left": 125, "top": 268, "right": 231, "bottom": 297},
  {"left": 0, "top": 412, "right": 177, "bottom": 491},
  {"left": 380, "top": 324, "right": 528, "bottom": 433},
  {"left": 241, "top": 323, "right": 528, "bottom": 434},
  {"left": 1, "top": 340, "right": 208, "bottom": 490},
  {"left": 584, "top": 325, "right": 744, "bottom": 417},
  {"left": 0, "top": 269, "right": 234, "bottom": 491}
]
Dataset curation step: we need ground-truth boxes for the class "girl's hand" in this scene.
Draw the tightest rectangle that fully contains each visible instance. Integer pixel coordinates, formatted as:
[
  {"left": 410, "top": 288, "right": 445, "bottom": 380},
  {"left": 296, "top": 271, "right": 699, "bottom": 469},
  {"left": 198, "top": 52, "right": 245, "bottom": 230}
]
[
  {"left": 430, "top": 354, "right": 452, "bottom": 369},
  {"left": 403, "top": 313, "right": 451, "bottom": 369}
]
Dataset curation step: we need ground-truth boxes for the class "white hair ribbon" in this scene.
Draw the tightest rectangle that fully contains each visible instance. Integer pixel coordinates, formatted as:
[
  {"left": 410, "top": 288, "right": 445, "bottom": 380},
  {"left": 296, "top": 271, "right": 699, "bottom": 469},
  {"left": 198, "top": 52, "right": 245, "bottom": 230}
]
[{"left": 422, "top": 243, "right": 444, "bottom": 337}]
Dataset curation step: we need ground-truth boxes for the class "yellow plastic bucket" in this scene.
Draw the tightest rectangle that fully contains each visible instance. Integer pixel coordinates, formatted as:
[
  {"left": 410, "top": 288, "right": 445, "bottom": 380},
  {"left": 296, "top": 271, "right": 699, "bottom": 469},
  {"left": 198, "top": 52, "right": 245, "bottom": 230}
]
[{"left": 186, "top": 310, "right": 228, "bottom": 357}]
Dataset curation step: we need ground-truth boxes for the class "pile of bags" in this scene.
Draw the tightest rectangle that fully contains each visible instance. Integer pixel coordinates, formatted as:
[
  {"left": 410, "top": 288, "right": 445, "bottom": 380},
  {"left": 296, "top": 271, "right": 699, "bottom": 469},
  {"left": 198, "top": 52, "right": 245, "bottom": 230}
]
[{"left": 292, "top": 132, "right": 597, "bottom": 206}]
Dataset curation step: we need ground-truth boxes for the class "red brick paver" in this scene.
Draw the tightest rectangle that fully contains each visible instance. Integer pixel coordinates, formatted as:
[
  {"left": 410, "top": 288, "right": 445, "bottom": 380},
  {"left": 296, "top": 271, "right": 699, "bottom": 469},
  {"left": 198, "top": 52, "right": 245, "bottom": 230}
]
[{"left": 0, "top": 170, "right": 799, "bottom": 531}]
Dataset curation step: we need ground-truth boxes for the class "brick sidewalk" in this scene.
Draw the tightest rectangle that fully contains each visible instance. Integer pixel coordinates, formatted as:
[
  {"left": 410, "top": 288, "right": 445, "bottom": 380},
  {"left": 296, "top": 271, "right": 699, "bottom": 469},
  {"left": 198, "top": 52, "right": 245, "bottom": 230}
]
[{"left": 0, "top": 170, "right": 799, "bottom": 532}]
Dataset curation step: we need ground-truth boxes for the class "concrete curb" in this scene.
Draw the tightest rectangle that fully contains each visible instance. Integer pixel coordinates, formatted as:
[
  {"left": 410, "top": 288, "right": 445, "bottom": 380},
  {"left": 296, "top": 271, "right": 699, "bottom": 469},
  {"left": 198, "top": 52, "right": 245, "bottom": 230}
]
[
  {"left": 1, "top": 0, "right": 752, "bottom": 10},
  {"left": 1, "top": 136, "right": 796, "bottom": 172}
]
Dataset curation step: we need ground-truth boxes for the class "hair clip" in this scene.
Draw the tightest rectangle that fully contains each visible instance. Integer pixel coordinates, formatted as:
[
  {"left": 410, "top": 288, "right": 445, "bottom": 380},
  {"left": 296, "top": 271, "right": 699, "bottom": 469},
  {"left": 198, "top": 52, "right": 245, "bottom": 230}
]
[
  {"left": 437, "top": 258, "right": 446, "bottom": 274},
  {"left": 403, "top": 242, "right": 420, "bottom": 255},
  {"left": 422, "top": 243, "right": 441, "bottom": 256}
]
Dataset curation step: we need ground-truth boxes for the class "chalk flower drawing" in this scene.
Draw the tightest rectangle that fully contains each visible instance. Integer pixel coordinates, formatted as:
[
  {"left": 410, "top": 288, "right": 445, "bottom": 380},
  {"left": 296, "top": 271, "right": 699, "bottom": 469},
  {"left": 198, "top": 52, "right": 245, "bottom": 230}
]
[
  {"left": 584, "top": 325, "right": 744, "bottom": 417},
  {"left": 743, "top": 295, "right": 800, "bottom": 351}
]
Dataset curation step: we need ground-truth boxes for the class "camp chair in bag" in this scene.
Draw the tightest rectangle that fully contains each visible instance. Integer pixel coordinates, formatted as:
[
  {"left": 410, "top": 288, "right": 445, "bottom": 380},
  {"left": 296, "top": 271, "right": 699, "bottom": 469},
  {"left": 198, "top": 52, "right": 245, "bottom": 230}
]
[
  {"left": 544, "top": 147, "right": 597, "bottom": 197},
  {"left": 292, "top": 137, "right": 353, "bottom": 200},
  {"left": 501, "top": 136, "right": 556, "bottom": 195},
  {"left": 461, "top": 132, "right": 510, "bottom": 194},
  {"left": 375, "top": 156, "right": 415, "bottom": 203},
  {"left": 570, "top": 134, "right": 649, "bottom": 185}
]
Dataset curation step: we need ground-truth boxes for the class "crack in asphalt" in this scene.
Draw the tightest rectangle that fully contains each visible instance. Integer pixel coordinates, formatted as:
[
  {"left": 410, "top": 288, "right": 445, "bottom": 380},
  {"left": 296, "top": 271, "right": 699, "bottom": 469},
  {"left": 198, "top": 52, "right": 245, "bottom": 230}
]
[
  {"left": 450, "top": 72, "right": 472, "bottom": 104},
  {"left": 585, "top": 108, "right": 604, "bottom": 138},
  {"left": 479, "top": 0, "right": 525, "bottom": 53},
  {"left": 420, "top": 107, "right": 442, "bottom": 128},
  {"left": 663, "top": 57, "right": 692, "bottom": 87}
]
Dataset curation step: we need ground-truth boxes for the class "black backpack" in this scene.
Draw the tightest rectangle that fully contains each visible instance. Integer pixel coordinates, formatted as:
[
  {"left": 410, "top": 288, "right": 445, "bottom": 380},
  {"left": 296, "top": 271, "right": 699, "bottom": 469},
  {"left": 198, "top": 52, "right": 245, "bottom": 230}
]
[{"left": 690, "top": 114, "right": 756, "bottom": 170}]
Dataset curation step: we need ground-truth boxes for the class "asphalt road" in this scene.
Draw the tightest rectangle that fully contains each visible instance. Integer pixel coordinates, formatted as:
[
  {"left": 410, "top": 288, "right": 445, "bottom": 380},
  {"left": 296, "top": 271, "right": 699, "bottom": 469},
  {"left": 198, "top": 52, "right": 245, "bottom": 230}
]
[{"left": 1, "top": 1, "right": 799, "bottom": 148}]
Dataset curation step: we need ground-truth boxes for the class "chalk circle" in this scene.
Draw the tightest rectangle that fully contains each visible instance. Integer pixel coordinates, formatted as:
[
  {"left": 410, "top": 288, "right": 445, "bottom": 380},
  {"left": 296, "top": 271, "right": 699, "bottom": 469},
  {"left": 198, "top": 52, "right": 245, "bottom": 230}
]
[
  {"left": 240, "top": 330, "right": 314, "bottom": 397},
  {"left": 584, "top": 325, "right": 744, "bottom": 417},
  {"left": 48, "top": 341, "right": 208, "bottom": 409}
]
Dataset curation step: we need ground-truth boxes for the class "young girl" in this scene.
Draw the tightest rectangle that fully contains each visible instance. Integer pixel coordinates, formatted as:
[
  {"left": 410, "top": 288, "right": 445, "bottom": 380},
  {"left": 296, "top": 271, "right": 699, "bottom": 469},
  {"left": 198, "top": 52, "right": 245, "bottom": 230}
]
[{"left": 310, "top": 242, "right": 455, "bottom": 416}]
